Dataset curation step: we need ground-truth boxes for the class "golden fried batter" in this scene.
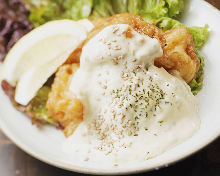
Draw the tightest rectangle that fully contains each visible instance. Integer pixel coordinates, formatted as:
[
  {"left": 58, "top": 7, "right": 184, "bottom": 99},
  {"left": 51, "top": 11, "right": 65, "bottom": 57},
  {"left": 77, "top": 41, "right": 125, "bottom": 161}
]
[
  {"left": 155, "top": 26, "right": 200, "bottom": 83},
  {"left": 46, "top": 64, "right": 83, "bottom": 137},
  {"left": 65, "top": 47, "right": 82, "bottom": 64}
]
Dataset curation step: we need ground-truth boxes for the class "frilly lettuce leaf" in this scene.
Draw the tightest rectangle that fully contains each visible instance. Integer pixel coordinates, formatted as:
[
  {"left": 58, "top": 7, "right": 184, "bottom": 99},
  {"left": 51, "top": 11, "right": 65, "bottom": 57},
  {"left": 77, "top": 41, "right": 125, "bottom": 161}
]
[
  {"left": 25, "top": 0, "right": 185, "bottom": 26},
  {"left": 189, "top": 55, "right": 204, "bottom": 95},
  {"left": 25, "top": 0, "right": 93, "bottom": 27},
  {"left": 25, "top": 0, "right": 62, "bottom": 27},
  {"left": 165, "top": 0, "right": 184, "bottom": 17},
  {"left": 188, "top": 25, "right": 210, "bottom": 50},
  {"left": 156, "top": 17, "right": 183, "bottom": 30},
  {"left": 128, "top": 0, "right": 143, "bottom": 15},
  {"left": 63, "top": 0, "right": 93, "bottom": 20},
  {"left": 155, "top": 17, "right": 209, "bottom": 50},
  {"left": 27, "top": 86, "right": 58, "bottom": 125},
  {"left": 140, "top": 0, "right": 168, "bottom": 24},
  {"left": 188, "top": 27, "right": 209, "bottom": 94},
  {"left": 112, "top": 0, "right": 128, "bottom": 13},
  {"left": 127, "top": 0, "right": 183, "bottom": 23},
  {"left": 90, "top": 0, "right": 114, "bottom": 18}
]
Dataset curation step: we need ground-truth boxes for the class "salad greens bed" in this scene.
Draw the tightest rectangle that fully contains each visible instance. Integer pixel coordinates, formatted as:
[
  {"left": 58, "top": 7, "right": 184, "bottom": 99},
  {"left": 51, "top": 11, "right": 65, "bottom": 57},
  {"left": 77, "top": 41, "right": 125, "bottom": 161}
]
[
  {"left": 24, "top": 0, "right": 209, "bottom": 95},
  {"left": 25, "top": 0, "right": 184, "bottom": 26}
]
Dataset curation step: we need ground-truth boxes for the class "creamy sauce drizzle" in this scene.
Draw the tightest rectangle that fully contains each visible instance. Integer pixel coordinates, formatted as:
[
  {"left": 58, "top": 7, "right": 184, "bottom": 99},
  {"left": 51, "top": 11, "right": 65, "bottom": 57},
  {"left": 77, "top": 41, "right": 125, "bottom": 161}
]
[{"left": 63, "top": 24, "right": 200, "bottom": 166}]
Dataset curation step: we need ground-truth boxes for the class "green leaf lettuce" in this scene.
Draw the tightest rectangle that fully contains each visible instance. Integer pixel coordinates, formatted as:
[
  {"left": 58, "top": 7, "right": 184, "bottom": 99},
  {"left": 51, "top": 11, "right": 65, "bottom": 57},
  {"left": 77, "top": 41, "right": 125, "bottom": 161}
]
[
  {"left": 90, "top": 0, "right": 114, "bottom": 19},
  {"left": 27, "top": 86, "right": 58, "bottom": 125},
  {"left": 188, "top": 25, "right": 210, "bottom": 50},
  {"left": 165, "top": 0, "right": 184, "bottom": 17},
  {"left": 112, "top": 0, "right": 128, "bottom": 13}
]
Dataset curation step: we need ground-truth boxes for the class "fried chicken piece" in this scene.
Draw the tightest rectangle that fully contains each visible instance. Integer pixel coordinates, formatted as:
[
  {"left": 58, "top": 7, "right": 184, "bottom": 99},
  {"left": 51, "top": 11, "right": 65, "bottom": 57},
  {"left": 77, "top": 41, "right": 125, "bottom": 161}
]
[
  {"left": 86, "top": 13, "right": 198, "bottom": 83},
  {"left": 66, "top": 13, "right": 199, "bottom": 83},
  {"left": 65, "top": 13, "right": 165, "bottom": 64},
  {"left": 46, "top": 64, "right": 83, "bottom": 137},
  {"left": 155, "top": 26, "right": 200, "bottom": 83}
]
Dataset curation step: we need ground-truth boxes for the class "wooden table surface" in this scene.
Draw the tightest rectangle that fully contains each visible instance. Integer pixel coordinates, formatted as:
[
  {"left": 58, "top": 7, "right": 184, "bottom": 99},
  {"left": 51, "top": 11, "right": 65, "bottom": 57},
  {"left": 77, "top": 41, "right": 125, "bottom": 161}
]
[{"left": 1, "top": 0, "right": 220, "bottom": 175}]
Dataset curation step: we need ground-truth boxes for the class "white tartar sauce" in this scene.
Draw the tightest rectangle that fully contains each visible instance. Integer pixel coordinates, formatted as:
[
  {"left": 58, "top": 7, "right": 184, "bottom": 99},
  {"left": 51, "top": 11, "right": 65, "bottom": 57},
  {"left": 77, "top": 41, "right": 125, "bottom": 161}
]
[{"left": 63, "top": 24, "right": 200, "bottom": 166}]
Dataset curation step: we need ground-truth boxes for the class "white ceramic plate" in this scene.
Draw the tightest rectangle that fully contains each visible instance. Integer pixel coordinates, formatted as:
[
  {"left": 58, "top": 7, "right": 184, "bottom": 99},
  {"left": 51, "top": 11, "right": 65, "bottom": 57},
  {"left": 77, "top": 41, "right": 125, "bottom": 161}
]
[{"left": 0, "top": 0, "right": 220, "bottom": 174}]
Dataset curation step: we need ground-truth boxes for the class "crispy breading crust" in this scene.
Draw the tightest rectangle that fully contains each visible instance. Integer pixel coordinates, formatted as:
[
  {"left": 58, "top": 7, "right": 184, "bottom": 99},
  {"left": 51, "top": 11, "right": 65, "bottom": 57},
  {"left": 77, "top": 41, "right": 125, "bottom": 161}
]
[
  {"left": 155, "top": 26, "right": 200, "bottom": 83},
  {"left": 46, "top": 64, "right": 83, "bottom": 137}
]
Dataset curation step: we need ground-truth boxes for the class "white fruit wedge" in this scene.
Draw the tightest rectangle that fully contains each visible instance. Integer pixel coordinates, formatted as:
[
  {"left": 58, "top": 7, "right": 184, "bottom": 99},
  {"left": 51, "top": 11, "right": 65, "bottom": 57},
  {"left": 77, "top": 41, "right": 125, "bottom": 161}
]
[{"left": 1, "top": 19, "right": 94, "bottom": 105}]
